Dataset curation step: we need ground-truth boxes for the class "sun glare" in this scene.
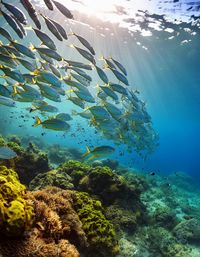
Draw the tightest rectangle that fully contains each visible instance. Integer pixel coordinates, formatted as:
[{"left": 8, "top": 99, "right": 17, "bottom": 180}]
[{"left": 81, "top": 0, "right": 117, "bottom": 14}]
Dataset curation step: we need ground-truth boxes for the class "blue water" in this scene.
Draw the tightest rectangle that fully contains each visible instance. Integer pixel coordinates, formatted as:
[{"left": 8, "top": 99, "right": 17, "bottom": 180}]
[{"left": 0, "top": 0, "right": 200, "bottom": 180}]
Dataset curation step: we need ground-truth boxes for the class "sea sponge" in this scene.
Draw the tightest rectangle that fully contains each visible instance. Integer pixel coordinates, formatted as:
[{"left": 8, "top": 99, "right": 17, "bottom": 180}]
[{"left": 0, "top": 166, "right": 34, "bottom": 237}]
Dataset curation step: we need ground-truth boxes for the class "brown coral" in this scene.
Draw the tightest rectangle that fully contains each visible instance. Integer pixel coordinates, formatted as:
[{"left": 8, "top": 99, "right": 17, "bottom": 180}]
[{"left": 0, "top": 187, "right": 87, "bottom": 257}]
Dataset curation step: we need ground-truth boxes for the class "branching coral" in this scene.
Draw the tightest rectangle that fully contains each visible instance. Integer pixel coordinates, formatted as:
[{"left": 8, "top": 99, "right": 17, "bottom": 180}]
[{"left": 0, "top": 166, "right": 34, "bottom": 237}]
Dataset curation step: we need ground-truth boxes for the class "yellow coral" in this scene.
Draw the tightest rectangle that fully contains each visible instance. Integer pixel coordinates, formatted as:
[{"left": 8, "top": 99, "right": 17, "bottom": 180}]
[{"left": 0, "top": 166, "right": 34, "bottom": 237}]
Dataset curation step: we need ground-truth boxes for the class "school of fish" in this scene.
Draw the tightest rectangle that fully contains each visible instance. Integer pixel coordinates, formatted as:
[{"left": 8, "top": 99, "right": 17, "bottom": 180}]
[{"left": 0, "top": 0, "right": 159, "bottom": 157}]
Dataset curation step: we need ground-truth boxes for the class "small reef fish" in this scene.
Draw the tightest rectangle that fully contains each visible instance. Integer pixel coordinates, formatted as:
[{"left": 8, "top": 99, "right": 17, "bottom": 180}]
[
  {"left": 10, "top": 41, "right": 35, "bottom": 59},
  {"left": 0, "top": 96, "right": 16, "bottom": 107},
  {"left": 98, "top": 85, "right": 119, "bottom": 101},
  {"left": 0, "top": 53, "right": 17, "bottom": 68},
  {"left": 82, "top": 145, "right": 115, "bottom": 160},
  {"left": 0, "top": 27, "right": 13, "bottom": 41},
  {"left": 67, "top": 96, "right": 85, "bottom": 109},
  {"left": 43, "top": 0, "right": 54, "bottom": 10},
  {"left": 95, "top": 65, "right": 109, "bottom": 84},
  {"left": 110, "top": 68, "right": 129, "bottom": 86},
  {"left": 1, "top": 10, "right": 24, "bottom": 38},
  {"left": 20, "top": 0, "right": 41, "bottom": 29},
  {"left": 65, "top": 60, "right": 92, "bottom": 70},
  {"left": 1, "top": 1, "right": 27, "bottom": 25},
  {"left": 70, "top": 32, "right": 95, "bottom": 55},
  {"left": 87, "top": 106, "right": 111, "bottom": 121},
  {"left": 40, "top": 14, "right": 63, "bottom": 41},
  {"left": 29, "top": 102, "right": 58, "bottom": 113},
  {"left": 73, "top": 89, "right": 95, "bottom": 103},
  {"left": 0, "top": 84, "right": 12, "bottom": 98},
  {"left": 70, "top": 72, "right": 90, "bottom": 87},
  {"left": 15, "top": 57, "right": 37, "bottom": 72},
  {"left": 0, "top": 146, "right": 17, "bottom": 159},
  {"left": 110, "top": 57, "right": 127, "bottom": 76},
  {"left": 34, "top": 116, "right": 70, "bottom": 131},
  {"left": 0, "top": 66, "right": 25, "bottom": 83},
  {"left": 109, "top": 83, "right": 128, "bottom": 96},
  {"left": 48, "top": 17, "right": 68, "bottom": 40},
  {"left": 71, "top": 109, "right": 92, "bottom": 119},
  {"left": 35, "top": 70, "right": 62, "bottom": 88},
  {"left": 55, "top": 113, "right": 72, "bottom": 121},
  {"left": 52, "top": 0, "right": 74, "bottom": 19},
  {"left": 70, "top": 45, "right": 96, "bottom": 64},
  {"left": 37, "top": 83, "right": 61, "bottom": 102},
  {"left": 32, "top": 45, "right": 62, "bottom": 61},
  {"left": 32, "top": 28, "right": 56, "bottom": 50}
]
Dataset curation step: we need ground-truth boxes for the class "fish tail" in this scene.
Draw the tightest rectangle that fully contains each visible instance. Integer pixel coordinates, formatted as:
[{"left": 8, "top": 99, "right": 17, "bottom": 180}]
[
  {"left": 34, "top": 116, "right": 42, "bottom": 127},
  {"left": 99, "top": 54, "right": 104, "bottom": 61},
  {"left": 24, "top": 25, "right": 33, "bottom": 31},
  {"left": 12, "top": 85, "right": 20, "bottom": 96},
  {"left": 68, "top": 28, "right": 75, "bottom": 36},
  {"left": 69, "top": 44, "right": 74, "bottom": 48},
  {"left": 29, "top": 43, "right": 35, "bottom": 51},
  {"left": 82, "top": 146, "right": 91, "bottom": 157}
]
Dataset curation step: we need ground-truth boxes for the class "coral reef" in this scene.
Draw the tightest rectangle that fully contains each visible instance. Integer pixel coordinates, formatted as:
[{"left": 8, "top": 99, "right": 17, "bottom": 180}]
[
  {"left": 173, "top": 218, "right": 200, "bottom": 243},
  {"left": 105, "top": 205, "right": 141, "bottom": 233},
  {"left": 73, "top": 191, "right": 119, "bottom": 257},
  {"left": 58, "top": 160, "right": 143, "bottom": 209},
  {"left": 145, "top": 226, "right": 192, "bottom": 257},
  {"left": 0, "top": 185, "right": 119, "bottom": 257},
  {"left": 1, "top": 136, "right": 50, "bottom": 185},
  {"left": 0, "top": 166, "right": 34, "bottom": 237},
  {"left": 0, "top": 236, "right": 79, "bottom": 257},
  {"left": 29, "top": 169, "right": 74, "bottom": 191}
]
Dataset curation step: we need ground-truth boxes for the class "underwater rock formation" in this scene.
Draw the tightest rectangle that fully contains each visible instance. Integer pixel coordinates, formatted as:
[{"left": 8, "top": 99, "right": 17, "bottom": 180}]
[
  {"left": 0, "top": 166, "right": 34, "bottom": 237},
  {"left": 173, "top": 218, "right": 200, "bottom": 243}
]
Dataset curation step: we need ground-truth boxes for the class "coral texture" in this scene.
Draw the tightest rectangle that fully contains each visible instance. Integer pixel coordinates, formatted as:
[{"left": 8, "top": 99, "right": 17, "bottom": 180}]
[
  {"left": 0, "top": 166, "right": 34, "bottom": 237},
  {"left": 73, "top": 191, "right": 119, "bottom": 257}
]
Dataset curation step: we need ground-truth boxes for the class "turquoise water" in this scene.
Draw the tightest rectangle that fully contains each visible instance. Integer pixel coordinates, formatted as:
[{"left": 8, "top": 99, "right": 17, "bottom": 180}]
[
  {"left": 1, "top": 0, "right": 199, "bottom": 177},
  {"left": 0, "top": 1, "right": 200, "bottom": 257}
]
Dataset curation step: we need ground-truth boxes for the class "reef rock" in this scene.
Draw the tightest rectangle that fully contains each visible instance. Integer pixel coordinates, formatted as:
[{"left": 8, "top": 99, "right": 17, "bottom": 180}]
[{"left": 173, "top": 218, "right": 200, "bottom": 243}]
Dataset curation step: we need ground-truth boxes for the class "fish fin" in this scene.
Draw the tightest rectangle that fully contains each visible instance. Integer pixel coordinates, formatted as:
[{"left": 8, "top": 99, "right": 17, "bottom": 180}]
[
  {"left": 34, "top": 116, "right": 42, "bottom": 127},
  {"left": 82, "top": 146, "right": 91, "bottom": 157}
]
